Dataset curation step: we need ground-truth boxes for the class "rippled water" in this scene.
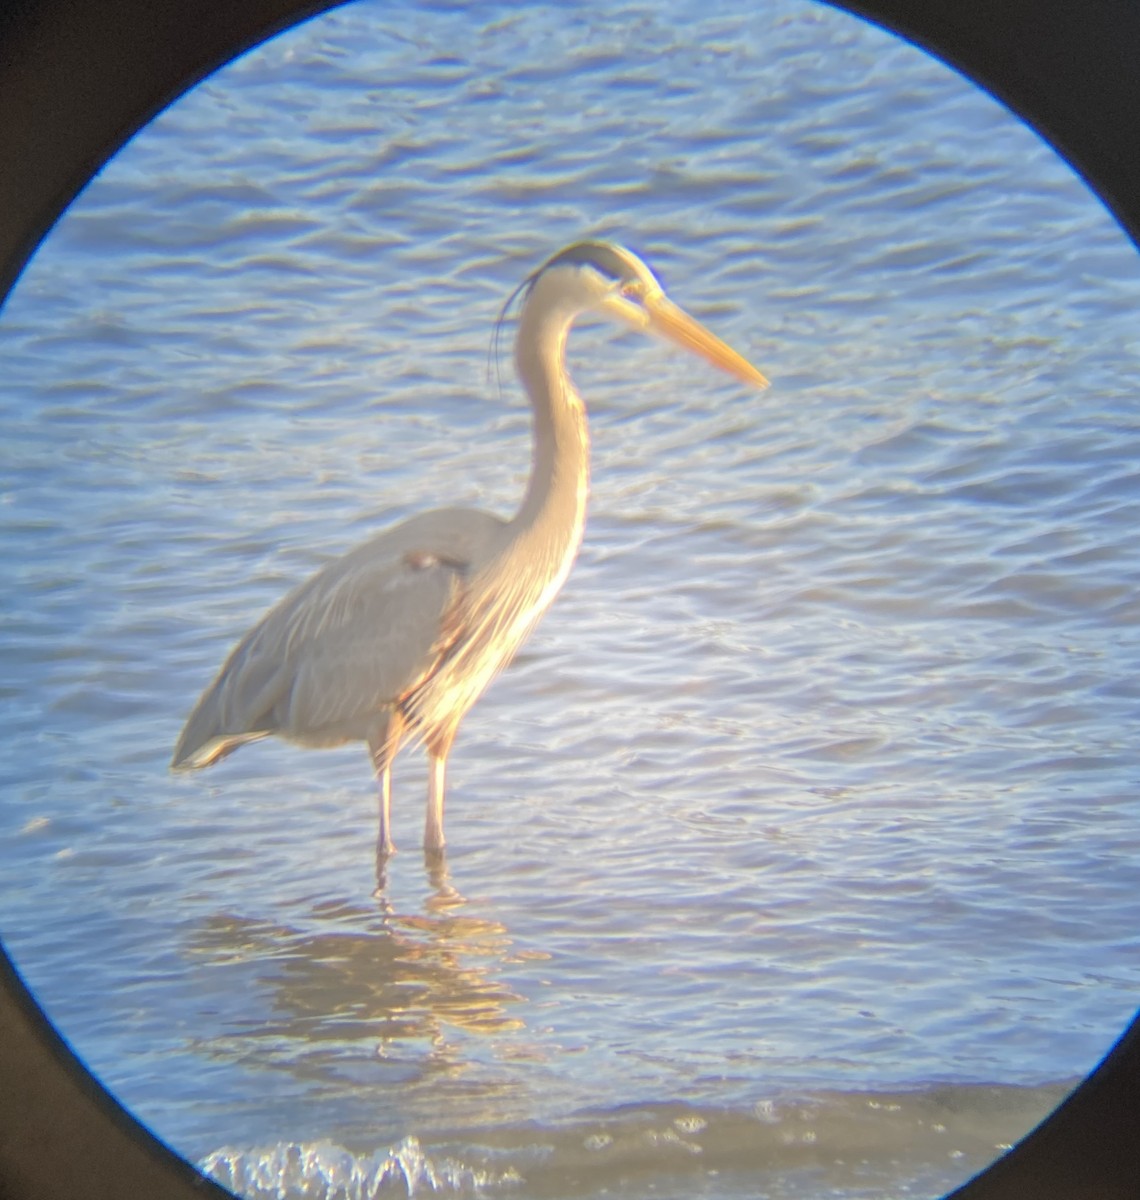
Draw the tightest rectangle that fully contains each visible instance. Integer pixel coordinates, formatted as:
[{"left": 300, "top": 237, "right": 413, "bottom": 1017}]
[{"left": 3, "top": 1, "right": 1140, "bottom": 1197}]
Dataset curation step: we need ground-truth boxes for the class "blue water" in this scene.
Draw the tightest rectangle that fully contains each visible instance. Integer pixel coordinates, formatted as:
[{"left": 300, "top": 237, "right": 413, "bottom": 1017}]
[{"left": 2, "top": 1, "right": 1139, "bottom": 1197}]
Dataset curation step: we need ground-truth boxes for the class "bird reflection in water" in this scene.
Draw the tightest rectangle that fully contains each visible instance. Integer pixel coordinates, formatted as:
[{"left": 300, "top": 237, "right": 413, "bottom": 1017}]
[
  {"left": 188, "top": 866, "right": 537, "bottom": 1076},
  {"left": 172, "top": 242, "right": 768, "bottom": 863}
]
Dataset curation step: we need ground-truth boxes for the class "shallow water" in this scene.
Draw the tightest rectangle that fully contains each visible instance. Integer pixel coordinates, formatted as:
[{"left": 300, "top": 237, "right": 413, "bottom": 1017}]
[{"left": 2, "top": 0, "right": 1139, "bottom": 1197}]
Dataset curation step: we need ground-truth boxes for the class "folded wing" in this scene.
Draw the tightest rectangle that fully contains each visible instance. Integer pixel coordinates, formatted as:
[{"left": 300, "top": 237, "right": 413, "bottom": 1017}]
[{"left": 171, "top": 507, "right": 506, "bottom": 769}]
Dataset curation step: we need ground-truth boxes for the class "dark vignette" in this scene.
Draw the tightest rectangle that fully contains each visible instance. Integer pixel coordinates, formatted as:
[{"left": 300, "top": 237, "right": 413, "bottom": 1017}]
[{"left": 0, "top": 1, "right": 1137, "bottom": 1197}]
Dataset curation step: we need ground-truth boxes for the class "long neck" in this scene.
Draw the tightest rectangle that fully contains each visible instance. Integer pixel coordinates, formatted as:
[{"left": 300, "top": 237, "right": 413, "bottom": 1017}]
[{"left": 509, "top": 295, "right": 590, "bottom": 549}]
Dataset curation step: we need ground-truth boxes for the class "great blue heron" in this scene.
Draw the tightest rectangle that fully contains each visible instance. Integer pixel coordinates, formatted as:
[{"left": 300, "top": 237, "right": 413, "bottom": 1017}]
[{"left": 171, "top": 240, "right": 768, "bottom": 857}]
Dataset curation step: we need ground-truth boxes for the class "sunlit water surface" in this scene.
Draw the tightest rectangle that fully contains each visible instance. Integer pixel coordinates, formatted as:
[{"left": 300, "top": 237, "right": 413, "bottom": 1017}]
[{"left": 2, "top": 1, "right": 1139, "bottom": 1197}]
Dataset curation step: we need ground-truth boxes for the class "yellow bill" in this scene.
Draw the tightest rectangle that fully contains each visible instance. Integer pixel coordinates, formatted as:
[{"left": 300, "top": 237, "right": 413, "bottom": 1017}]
[{"left": 645, "top": 294, "right": 769, "bottom": 390}]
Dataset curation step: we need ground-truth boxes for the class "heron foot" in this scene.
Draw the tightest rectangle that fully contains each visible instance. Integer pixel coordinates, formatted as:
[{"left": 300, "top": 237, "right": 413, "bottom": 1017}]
[
  {"left": 422, "top": 846, "right": 464, "bottom": 907},
  {"left": 373, "top": 837, "right": 397, "bottom": 894}
]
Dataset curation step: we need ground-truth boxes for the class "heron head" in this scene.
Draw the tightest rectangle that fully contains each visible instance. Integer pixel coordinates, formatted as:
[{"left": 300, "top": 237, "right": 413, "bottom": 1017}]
[{"left": 529, "top": 240, "right": 769, "bottom": 390}]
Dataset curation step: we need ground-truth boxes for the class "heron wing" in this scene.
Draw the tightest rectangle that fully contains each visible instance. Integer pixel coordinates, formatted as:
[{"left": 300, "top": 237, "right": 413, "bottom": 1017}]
[{"left": 171, "top": 507, "right": 506, "bottom": 768}]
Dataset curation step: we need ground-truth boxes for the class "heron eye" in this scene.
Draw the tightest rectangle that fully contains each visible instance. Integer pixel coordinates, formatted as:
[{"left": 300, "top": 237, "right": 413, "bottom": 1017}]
[{"left": 620, "top": 280, "right": 642, "bottom": 300}]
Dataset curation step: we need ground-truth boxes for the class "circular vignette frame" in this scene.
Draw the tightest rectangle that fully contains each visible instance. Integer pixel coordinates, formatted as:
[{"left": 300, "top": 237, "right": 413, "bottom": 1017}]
[{"left": 1, "top": 1, "right": 1138, "bottom": 1198}]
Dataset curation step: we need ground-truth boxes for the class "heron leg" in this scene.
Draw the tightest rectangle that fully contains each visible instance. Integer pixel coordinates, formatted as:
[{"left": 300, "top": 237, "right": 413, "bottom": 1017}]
[
  {"left": 424, "top": 729, "right": 454, "bottom": 855},
  {"left": 369, "top": 710, "right": 403, "bottom": 859},
  {"left": 424, "top": 755, "right": 446, "bottom": 855},
  {"left": 377, "top": 762, "right": 395, "bottom": 857}
]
